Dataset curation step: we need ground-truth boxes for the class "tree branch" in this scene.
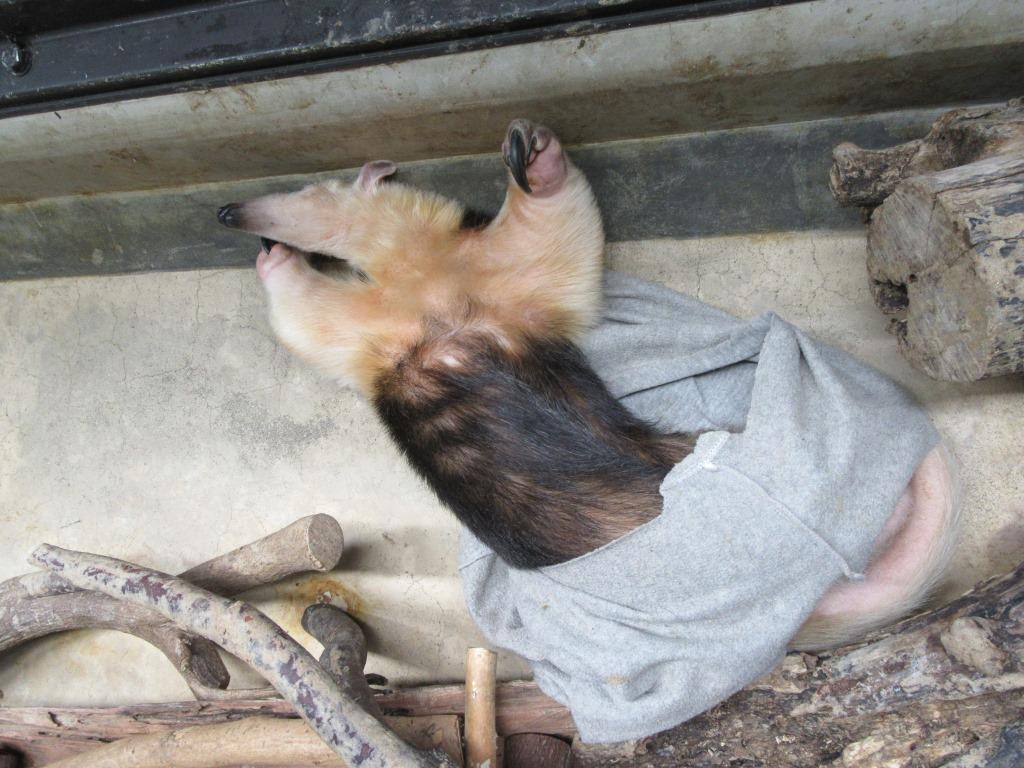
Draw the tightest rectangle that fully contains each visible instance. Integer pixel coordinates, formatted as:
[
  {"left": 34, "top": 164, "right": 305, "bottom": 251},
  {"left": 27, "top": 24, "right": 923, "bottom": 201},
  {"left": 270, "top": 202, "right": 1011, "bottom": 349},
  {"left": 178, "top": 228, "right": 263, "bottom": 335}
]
[
  {"left": 29, "top": 543, "right": 457, "bottom": 768},
  {"left": 0, "top": 514, "right": 344, "bottom": 699}
]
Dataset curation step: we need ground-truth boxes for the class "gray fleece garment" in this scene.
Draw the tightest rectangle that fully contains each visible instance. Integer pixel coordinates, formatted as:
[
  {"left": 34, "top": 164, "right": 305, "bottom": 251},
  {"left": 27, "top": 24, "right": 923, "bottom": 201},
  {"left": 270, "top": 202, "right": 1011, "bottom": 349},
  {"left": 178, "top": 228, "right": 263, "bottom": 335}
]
[{"left": 459, "top": 272, "right": 940, "bottom": 743}]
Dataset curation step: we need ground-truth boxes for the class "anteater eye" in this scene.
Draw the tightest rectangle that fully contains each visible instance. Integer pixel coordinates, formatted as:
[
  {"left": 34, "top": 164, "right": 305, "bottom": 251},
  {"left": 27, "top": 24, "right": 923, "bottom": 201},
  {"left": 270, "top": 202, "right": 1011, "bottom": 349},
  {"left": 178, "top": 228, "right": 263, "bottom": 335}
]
[{"left": 305, "top": 252, "right": 370, "bottom": 283}]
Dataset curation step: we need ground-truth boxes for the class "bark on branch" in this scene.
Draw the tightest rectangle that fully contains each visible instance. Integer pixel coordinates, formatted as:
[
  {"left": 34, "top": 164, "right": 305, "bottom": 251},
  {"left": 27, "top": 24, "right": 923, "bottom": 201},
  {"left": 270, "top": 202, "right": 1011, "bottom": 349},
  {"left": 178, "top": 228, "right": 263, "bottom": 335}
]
[
  {"left": 0, "top": 514, "right": 344, "bottom": 699},
  {"left": 28, "top": 543, "right": 457, "bottom": 768}
]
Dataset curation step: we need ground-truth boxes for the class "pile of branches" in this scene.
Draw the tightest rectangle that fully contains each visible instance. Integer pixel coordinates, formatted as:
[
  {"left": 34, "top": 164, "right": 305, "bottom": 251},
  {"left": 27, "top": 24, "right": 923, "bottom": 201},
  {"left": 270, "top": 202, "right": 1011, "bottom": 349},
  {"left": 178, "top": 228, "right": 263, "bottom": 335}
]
[{"left": 1, "top": 514, "right": 1023, "bottom": 767}]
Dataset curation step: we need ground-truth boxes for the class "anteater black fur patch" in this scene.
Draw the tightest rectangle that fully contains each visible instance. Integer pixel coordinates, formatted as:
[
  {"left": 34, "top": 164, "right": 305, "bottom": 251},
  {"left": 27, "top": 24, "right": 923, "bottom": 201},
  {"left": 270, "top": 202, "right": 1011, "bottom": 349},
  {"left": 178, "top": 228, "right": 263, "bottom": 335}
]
[
  {"left": 460, "top": 207, "right": 495, "bottom": 230},
  {"left": 374, "top": 331, "right": 694, "bottom": 568}
]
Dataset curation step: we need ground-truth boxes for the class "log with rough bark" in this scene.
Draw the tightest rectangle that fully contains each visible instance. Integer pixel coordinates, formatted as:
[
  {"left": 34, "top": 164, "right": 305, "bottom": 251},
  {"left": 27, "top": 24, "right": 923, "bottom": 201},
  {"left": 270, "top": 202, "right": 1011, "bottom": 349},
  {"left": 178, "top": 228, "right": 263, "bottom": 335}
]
[
  {"left": 570, "top": 561, "right": 1024, "bottom": 767},
  {"left": 829, "top": 98, "right": 1024, "bottom": 381},
  {"left": 28, "top": 544, "right": 458, "bottom": 768},
  {"left": 830, "top": 99, "right": 1024, "bottom": 208},
  {"left": 0, "top": 514, "right": 343, "bottom": 699}
]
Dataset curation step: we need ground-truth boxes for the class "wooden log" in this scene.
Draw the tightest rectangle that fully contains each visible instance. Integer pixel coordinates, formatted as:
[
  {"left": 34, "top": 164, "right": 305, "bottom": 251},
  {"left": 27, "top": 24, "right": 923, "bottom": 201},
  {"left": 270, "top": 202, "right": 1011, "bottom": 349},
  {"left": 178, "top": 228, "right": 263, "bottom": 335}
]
[
  {"left": 867, "top": 152, "right": 1024, "bottom": 381},
  {"left": 465, "top": 648, "right": 500, "bottom": 768},
  {"left": 39, "top": 715, "right": 463, "bottom": 768},
  {"left": 29, "top": 544, "right": 457, "bottom": 768},
  {"left": 0, "top": 681, "right": 574, "bottom": 765},
  {"left": 828, "top": 98, "right": 1024, "bottom": 381},
  {"left": 0, "top": 699, "right": 303, "bottom": 765},
  {"left": 179, "top": 513, "right": 344, "bottom": 594},
  {"left": 0, "top": 514, "right": 344, "bottom": 699},
  {"left": 830, "top": 138, "right": 934, "bottom": 210},
  {"left": 570, "top": 561, "right": 1024, "bottom": 767},
  {"left": 830, "top": 98, "right": 1024, "bottom": 208},
  {"left": 504, "top": 734, "right": 571, "bottom": 768}
]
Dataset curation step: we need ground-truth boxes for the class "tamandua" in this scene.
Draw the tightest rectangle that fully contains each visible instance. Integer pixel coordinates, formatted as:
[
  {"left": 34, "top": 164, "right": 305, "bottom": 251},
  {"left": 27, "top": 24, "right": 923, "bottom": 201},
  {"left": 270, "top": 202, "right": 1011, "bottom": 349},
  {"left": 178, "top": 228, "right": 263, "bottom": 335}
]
[{"left": 217, "top": 119, "right": 958, "bottom": 650}]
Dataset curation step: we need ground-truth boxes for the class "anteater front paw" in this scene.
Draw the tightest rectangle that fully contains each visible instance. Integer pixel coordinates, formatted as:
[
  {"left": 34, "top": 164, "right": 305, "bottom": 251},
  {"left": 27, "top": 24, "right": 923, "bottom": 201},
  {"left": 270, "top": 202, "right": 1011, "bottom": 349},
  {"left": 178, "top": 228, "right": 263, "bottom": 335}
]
[{"left": 502, "top": 119, "right": 567, "bottom": 196}]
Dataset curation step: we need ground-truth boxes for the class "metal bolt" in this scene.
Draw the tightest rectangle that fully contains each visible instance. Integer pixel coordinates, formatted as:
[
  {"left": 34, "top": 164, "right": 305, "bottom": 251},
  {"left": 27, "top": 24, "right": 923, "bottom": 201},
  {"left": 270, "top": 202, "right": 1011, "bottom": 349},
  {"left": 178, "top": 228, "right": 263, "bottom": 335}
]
[{"left": 0, "top": 35, "right": 30, "bottom": 76}]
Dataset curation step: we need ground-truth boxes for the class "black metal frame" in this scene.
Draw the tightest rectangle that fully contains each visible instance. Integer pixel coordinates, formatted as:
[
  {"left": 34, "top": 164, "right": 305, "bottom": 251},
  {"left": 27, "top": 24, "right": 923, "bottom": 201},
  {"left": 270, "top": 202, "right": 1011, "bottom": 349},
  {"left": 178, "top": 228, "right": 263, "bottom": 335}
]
[{"left": 0, "top": 0, "right": 808, "bottom": 119}]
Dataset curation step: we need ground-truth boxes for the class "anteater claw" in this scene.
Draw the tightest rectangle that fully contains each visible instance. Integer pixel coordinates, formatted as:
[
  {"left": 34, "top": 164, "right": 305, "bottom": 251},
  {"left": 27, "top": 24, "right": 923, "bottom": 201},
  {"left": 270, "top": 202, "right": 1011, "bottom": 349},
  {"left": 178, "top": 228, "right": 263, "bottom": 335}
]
[{"left": 504, "top": 121, "right": 537, "bottom": 194}]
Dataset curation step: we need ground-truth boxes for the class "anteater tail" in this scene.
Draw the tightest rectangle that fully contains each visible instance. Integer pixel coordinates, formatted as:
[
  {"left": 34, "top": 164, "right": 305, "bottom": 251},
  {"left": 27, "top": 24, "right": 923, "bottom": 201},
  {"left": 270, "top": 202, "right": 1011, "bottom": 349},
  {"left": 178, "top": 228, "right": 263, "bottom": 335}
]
[{"left": 791, "top": 445, "right": 960, "bottom": 651}]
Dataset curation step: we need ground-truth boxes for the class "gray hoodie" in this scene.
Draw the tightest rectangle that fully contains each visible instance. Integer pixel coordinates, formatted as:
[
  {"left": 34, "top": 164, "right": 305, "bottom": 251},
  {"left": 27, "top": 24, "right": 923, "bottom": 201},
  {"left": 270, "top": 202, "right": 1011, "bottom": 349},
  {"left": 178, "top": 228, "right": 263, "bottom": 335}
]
[{"left": 459, "top": 271, "right": 938, "bottom": 743}]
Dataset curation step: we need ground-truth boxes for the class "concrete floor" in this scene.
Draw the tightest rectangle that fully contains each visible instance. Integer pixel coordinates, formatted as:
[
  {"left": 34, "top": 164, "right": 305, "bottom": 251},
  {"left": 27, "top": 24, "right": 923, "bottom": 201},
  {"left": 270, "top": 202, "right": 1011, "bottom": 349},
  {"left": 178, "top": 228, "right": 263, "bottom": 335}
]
[{"left": 1, "top": 231, "right": 1021, "bottom": 706}]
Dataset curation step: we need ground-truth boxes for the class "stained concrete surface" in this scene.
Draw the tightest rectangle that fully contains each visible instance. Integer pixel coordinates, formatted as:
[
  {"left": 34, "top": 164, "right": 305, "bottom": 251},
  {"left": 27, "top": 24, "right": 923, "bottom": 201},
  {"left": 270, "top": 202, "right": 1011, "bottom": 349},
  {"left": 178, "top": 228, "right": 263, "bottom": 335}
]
[{"left": 1, "top": 231, "right": 1022, "bottom": 706}]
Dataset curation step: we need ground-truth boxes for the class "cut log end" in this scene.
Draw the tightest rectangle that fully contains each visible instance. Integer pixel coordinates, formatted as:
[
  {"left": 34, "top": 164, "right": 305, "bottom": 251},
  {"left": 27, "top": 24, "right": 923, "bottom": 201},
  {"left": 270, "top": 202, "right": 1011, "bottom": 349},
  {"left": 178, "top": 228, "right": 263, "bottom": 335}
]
[{"left": 305, "top": 513, "right": 346, "bottom": 572}]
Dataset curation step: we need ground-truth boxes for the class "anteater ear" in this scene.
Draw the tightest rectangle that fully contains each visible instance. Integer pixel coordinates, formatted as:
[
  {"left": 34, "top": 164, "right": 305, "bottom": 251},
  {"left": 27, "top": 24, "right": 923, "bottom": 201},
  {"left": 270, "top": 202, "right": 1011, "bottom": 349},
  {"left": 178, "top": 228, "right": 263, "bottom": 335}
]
[{"left": 355, "top": 160, "right": 397, "bottom": 193}]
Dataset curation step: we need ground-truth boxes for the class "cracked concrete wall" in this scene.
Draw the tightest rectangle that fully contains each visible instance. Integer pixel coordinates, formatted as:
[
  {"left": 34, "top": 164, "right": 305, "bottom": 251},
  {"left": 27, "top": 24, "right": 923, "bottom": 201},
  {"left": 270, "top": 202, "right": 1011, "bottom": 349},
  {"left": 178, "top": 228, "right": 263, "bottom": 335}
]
[{"left": 1, "top": 231, "right": 1021, "bottom": 706}]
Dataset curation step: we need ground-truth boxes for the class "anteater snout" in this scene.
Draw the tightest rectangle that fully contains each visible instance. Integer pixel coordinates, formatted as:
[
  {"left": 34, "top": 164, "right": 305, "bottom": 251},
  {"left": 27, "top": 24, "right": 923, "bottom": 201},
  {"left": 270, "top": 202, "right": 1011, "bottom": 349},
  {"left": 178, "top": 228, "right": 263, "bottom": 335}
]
[{"left": 216, "top": 203, "right": 244, "bottom": 228}]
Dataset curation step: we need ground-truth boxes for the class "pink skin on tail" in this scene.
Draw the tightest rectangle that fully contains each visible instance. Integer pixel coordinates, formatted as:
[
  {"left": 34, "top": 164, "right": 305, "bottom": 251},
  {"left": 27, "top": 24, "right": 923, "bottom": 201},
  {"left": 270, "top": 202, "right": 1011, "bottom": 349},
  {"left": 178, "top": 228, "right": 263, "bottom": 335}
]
[
  {"left": 812, "top": 447, "right": 954, "bottom": 617},
  {"left": 795, "top": 445, "right": 958, "bottom": 648}
]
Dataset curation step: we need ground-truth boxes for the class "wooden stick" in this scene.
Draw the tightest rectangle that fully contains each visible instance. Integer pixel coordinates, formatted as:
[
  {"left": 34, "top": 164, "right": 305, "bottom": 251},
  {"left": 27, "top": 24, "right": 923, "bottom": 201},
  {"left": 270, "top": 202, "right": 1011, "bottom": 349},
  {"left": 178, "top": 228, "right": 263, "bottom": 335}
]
[
  {"left": 41, "top": 715, "right": 464, "bottom": 768},
  {"left": 0, "top": 581, "right": 231, "bottom": 698},
  {"left": 29, "top": 544, "right": 457, "bottom": 768},
  {"left": 382, "top": 681, "right": 575, "bottom": 737},
  {"left": 0, "top": 514, "right": 344, "bottom": 698},
  {"left": 465, "top": 648, "right": 499, "bottom": 768},
  {"left": 180, "top": 513, "right": 344, "bottom": 594}
]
